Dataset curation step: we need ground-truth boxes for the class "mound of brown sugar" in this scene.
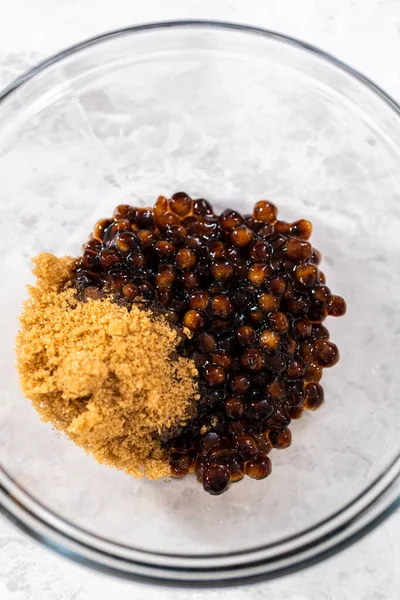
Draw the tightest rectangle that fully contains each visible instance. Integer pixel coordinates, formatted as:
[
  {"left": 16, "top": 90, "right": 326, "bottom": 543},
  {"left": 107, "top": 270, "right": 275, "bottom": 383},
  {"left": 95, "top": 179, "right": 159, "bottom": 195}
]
[{"left": 16, "top": 253, "right": 199, "bottom": 479}]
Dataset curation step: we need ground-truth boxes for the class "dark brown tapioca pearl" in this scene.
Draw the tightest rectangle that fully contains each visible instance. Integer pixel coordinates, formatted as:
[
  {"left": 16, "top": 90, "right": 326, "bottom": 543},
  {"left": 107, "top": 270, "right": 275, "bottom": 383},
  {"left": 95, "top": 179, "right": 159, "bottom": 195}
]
[
  {"left": 288, "top": 406, "right": 304, "bottom": 419},
  {"left": 230, "top": 224, "right": 254, "bottom": 248},
  {"left": 126, "top": 251, "right": 147, "bottom": 274},
  {"left": 308, "top": 306, "right": 327, "bottom": 324},
  {"left": 293, "top": 318, "right": 312, "bottom": 340},
  {"left": 283, "top": 281, "right": 295, "bottom": 301},
  {"left": 290, "top": 219, "right": 312, "bottom": 240},
  {"left": 267, "top": 379, "right": 286, "bottom": 400},
  {"left": 220, "top": 208, "right": 243, "bottom": 231},
  {"left": 306, "top": 382, "right": 325, "bottom": 410},
  {"left": 210, "top": 317, "right": 234, "bottom": 336},
  {"left": 327, "top": 295, "right": 346, "bottom": 317},
  {"left": 202, "top": 464, "right": 230, "bottom": 495},
  {"left": 253, "top": 200, "right": 278, "bottom": 222},
  {"left": 266, "top": 404, "right": 291, "bottom": 429},
  {"left": 304, "top": 362, "right": 323, "bottom": 383},
  {"left": 269, "top": 311, "right": 289, "bottom": 333},
  {"left": 285, "top": 238, "right": 313, "bottom": 261},
  {"left": 248, "top": 263, "right": 271, "bottom": 287},
  {"left": 267, "top": 276, "right": 286, "bottom": 296},
  {"left": 82, "top": 249, "right": 98, "bottom": 270},
  {"left": 298, "top": 341, "right": 313, "bottom": 363},
  {"left": 104, "top": 270, "right": 129, "bottom": 290},
  {"left": 286, "top": 358, "right": 305, "bottom": 379},
  {"left": 103, "top": 219, "right": 132, "bottom": 246},
  {"left": 211, "top": 295, "right": 235, "bottom": 318},
  {"left": 249, "top": 240, "right": 272, "bottom": 262},
  {"left": 270, "top": 234, "right": 287, "bottom": 255},
  {"left": 156, "top": 287, "right": 173, "bottom": 307},
  {"left": 245, "top": 454, "right": 272, "bottom": 480},
  {"left": 169, "top": 191, "right": 193, "bottom": 217},
  {"left": 98, "top": 248, "right": 122, "bottom": 268},
  {"left": 211, "top": 351, "right": 234, "bottom": 371},
  {"left": 194, "top": 455, "right": 208, "bottom": 482},
  {"left": 246, "top": 398, "right": 274, "bottom": 422},
  {"left": 156, "top": 209, "right": 180, "bottom": 231},
  {"left": 153, "top": 240, "right": 176, "bottom": 260},
  {"left": 313, "top": 339, "right": 339, "bottom": 367},
  {"left": 224, "top": 397, "right": 246, "bottom": 420},
  {"left": 189, "top": 290, "right": 210, "bottom": 311},
  {"left": 233, "top": 434, "right": 259, "bottom": 461},
  {"left": 204, "top": 363, "right": 226, "bottom": 387},
  {"left": 236, "top": 325, "right": 256, "bottom": 347},
  {"left": 155, "top": 264, "right": 176, "bottom": 288},
  {"left": 136, "top": 208, "right": 155, "bottom": 229},
  {"left": 308, "top": 248, "right": 321, "bottom": 266},
  {"left": 226, "top": 246, "right": 242, "bottom": 264},
  {"left": 208, "top": 445, "right": 236, "bottom": 470},
  {"left": 175, "top": 248, "right": 196, "bottom": 270},
  {"left": 113, "top": 204, "right": 137, "bottom": 222},
  {"left": 248, "top": 305, "right": 265, "bottom": 326},
  {"left": 93, "top": 218, "right": 113, "bottom": 242},
  {"left": 210, "top": 259, "right": 235, "bottom": 283},
  {"left": 281, "top": 335, "right": 297, "bottom": 355},
  {"left": 114, "top": 231, "right": 140, "bottom": 253},
  {"left": 182, "top": 271, "right": 201, "bottom": 290},
  {"left": 207, "top": 240, "right": 227, "bottom": 259},
  {"left": 286, "top": 382, "right": 306, "bottom": 407},
  {"left": 170, "top": 452, "right": 192, "bottom": 478},
  {"left": 312, "top": 323, "right": 330, "bottom": 340},
  {"left": 184, "top": 235, "right": 202, "bottom": 252},
  {"left": 269, "top": 428, "right": 292, "bottom": 449},
  {"left": 197, "top": 216, "right": 221, "bottom": 239},
  {"left": 200, "top": 431, "right": 221, "bottom": 453},
  {"left": 136, "top": 229, "right": 154, "bottom": 250},
  {"left": 319, "top": 271, "right": 326, "bottom": 284},
  {"left": 84, "top": 238, "right": 102, "bottom": 252},
  {"left": 183, "top": 309, "right": 206, "bottom": 332},
  {"left": 227, "top": 419, "right": 247, "bottom": 437},
  {"left": 266, "top": 353, "right": 286, "bottom": 375},
  {"left": 193, "top": 198, "right": 213, "bottom": 217},
  {"left": 259, "top": 329, "right": 280, "bottom": 353},
  {"left": 254, "top": 222, "right": 274, "bottom": 237},
  {"left": 122, "top": 282, "right": 139, "bottom": 302},
  {"left": 231, "top": 373, "right": 252, "bottom": 395},
  {"left": 137, "top": 281, "right": 154, "bottom": 300},
  {"left": 197, "top": 332, "right": 217, "bottom": 353},
  {"left": 227, "top": 459, "right": 245, "bottom": 483},
  {"left": 241, "top": 348, "right": 266, "bottom": 372},
  {"left": 201, "top": 389, "right": 224, "bottom": 410},
  {"left": 310, "top": 284, "right": 331, "bottom": 308},
  {"left": 258, "top": 293, "right": 278, "bottom": 313},
  {"left": 193, "top": 352, "right": 208, "bottom": 368},
  {"left": 284, "top": 295, "right": 310, "bottom": 316},
  {"left": 293, "top": 263, "right": 319, "bottom": 289},
  {"left": 164, "top": 224, "right": 188, "bottom": 248},
  {"left": 274, "top": 221, "right": 292, "bottom": 235}
]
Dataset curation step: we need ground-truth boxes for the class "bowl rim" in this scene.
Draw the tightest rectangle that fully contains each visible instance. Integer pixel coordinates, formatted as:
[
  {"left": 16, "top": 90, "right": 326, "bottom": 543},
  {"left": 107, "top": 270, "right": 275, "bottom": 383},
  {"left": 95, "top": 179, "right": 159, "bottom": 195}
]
[{"left": 0, "top": 19, "right": 399, "bottom": 587}]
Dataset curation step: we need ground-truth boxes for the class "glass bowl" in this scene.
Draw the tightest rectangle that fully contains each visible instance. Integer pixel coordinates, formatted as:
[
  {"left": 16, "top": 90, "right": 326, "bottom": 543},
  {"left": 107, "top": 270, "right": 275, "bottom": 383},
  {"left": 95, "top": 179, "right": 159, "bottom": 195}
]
[{"left": 0, "top": 21, "right": 399, "bottom": 587}]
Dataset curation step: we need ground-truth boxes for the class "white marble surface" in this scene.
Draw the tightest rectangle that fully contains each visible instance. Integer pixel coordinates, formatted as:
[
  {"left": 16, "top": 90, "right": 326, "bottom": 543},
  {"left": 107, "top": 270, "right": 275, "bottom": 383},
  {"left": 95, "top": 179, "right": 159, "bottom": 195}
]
[{"left": 0, "top": 0, "right": 399, "bottom": 598}]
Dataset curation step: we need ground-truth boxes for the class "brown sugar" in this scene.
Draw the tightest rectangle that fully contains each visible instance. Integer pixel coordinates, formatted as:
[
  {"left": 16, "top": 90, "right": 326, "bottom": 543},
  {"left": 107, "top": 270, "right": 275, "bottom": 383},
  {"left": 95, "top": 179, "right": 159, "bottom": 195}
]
[{"left": 16, "top": 253, "right": 199, "bottom": 479}]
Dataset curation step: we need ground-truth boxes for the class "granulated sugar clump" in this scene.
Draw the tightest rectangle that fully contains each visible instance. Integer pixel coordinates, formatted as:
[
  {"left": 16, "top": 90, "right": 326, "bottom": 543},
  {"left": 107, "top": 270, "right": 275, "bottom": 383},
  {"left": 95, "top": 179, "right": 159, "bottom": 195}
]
[{"left": 16, "top": 253, "right": 199, "bottom": 479}]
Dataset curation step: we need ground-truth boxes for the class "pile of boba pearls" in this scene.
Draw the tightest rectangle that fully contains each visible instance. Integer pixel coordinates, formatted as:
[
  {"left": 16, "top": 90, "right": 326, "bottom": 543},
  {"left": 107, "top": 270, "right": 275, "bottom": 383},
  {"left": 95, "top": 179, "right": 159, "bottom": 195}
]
[{"left": 73, "top": 193, "right": 346, "bottom": 495}]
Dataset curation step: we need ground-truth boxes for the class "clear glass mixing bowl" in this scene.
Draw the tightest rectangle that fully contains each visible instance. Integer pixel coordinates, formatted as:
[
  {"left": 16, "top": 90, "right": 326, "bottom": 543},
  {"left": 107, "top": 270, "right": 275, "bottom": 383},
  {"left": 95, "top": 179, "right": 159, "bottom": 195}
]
[{"left": 0, "top": 21, "right": 399, "bottom": 586}]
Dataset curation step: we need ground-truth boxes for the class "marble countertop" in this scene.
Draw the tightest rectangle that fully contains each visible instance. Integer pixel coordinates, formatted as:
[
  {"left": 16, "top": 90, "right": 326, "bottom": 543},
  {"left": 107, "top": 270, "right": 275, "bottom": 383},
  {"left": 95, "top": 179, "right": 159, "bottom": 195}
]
[{"left": 0, "top": 1, "right": 399, "bottom": 598}]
